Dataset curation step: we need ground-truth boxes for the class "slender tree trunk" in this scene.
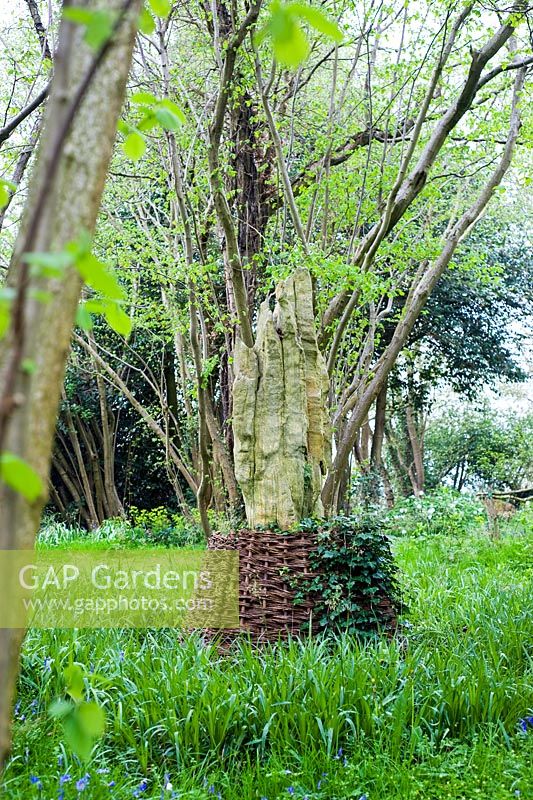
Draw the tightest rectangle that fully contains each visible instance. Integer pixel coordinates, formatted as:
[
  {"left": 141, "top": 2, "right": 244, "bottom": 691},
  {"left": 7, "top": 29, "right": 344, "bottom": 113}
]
[{"left": 0, "top": 0, "right": 140, "bottom": 771}]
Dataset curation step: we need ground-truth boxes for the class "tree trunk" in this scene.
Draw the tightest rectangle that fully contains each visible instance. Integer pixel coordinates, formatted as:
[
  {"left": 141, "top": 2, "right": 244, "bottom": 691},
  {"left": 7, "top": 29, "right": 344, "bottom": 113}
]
[
  {"left": 233, "top": 269, "right": 331, "bottom": 528},
  {"left": 0, "top": 0, "right": 140, "bottom": 771}
]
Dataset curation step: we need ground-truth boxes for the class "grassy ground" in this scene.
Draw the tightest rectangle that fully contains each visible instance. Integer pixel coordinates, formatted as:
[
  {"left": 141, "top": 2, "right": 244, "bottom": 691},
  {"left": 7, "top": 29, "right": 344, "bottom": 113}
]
[{"left": 2, "top": 522, "right": 533, "bottom": 799}]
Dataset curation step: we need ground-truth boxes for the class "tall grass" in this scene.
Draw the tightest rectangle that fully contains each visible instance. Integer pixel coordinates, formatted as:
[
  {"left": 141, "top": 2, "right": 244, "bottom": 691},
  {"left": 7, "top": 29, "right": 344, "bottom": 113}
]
[{"left": 3, "top": 527, "right": 533, "bottom": 799}]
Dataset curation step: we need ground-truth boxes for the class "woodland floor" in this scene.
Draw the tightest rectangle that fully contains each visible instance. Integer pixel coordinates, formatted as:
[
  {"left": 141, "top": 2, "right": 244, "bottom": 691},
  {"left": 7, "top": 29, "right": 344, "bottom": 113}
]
[{"left": 1, "top": 519, "right": 533, "bottom": 800}]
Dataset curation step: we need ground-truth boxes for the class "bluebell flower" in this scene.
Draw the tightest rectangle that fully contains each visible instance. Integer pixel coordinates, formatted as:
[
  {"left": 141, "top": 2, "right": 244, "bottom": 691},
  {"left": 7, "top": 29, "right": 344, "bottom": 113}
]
[
  {"left": 133, "top": 779, "right": 148, "bottom": 796},
  {"left": 108, "top": 781, "right": 116, "bottom": 788},
  {"left": 76, "top": 774, "right": 90, "bottom": 792},
  {"left": 58, "top": 792, "right": 65, "bottom": 800},
  {"left": 359, "top": 795, "right": 368, "bottom": 800},
  {"left": 518, "top": 716, "right": 533, "bottom": 733},
  {"left": 59, "top": 773, "right": 71, "bottom": 785},
  {"left": 287, "top": 789, "right": 295, "bottom": 796},
  {"left": 30, "top": 775, "right": 42, "bottom": 789}
]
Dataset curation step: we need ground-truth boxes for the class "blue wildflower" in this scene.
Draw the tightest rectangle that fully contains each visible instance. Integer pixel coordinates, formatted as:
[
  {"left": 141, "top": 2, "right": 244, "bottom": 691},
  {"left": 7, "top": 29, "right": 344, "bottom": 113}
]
[
  {"left": 518, "top": 716, "right": 533, "bottom": 733},
  {"left": 76, "top": 774, "right": 90, "bottom": 792},
  {"left": 30, "top": 775, "right": 43, "bottom": 789},
  {"left": 43, "top": 656, "right": 53, "bottom": 671},
  {"left": 59, "top": 773, "right": 71, "bottom": 785},
  {"left": 108, "top": 781, "right": 116, "bottom": 788},
  {"left": 287, "top": 789, "right": 295, "bottom": 796},
  {"left": 133, "top": 779, "right": 148, "bottom": 796}
]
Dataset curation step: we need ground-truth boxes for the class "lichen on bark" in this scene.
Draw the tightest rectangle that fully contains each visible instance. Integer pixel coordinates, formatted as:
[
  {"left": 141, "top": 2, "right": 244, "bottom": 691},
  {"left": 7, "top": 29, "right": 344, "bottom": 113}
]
[{"left": 233, "top": 269, "right": 330, "bottom": 528}]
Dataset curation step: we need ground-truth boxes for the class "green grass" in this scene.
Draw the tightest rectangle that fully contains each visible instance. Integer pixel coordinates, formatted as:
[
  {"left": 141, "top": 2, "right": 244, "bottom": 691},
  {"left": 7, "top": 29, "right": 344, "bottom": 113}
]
[{"left": 2, "top": 524, "right": 533, "bottom": 799}]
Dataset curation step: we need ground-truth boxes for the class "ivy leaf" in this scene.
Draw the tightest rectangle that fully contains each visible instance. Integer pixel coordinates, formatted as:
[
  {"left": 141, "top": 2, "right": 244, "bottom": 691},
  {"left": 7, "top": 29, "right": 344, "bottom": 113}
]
[
  {"left": 0, "top": 452, "right": 44, "bottom": 502},
  {"left": 148, "top": 0, "right": 171, "bottom": 18},
  {"left": 123, "top": 131, "right": 146, "bottom": 161},
  {"left": 104, "top": 301, "right": 132, "bottom": 337}
]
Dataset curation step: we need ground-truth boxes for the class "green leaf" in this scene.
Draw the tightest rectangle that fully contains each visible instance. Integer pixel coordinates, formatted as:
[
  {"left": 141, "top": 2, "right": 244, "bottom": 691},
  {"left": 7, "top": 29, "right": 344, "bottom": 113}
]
[
  {"left": 0, "top": 178, "right": 16, "bottom": 209},
  {"left": 63, "top": 8, "right": 93, "bottom": 26},
  {"left": 131, "top": 91, "right": 157, "bottom": 106},
  {"left": 76, "top": 303, "right": 94, "bottom": 331},
  {"left": 138, "top": 6, "right": 156, "bottom": 34},
  {"left": 49, "top": 699, "right": 74, "bottom": 720},
  {"left": 21, "top": 358, "right": 36, "bottom": 374},
  {"left": 77, "top": 702, "right": 106, "bottom": 738},
  {"left": 28, "top": 288, "right": 54, "bottom": 304},
  {"left": 154, "top": 106, "right": 182, "bottom": 131},
  {"left": 288, "top": 3, "right": 343, "bottom": 42},
  {"left": 84, "top": 299, "right": 107, "bottom": 314},
  {"left": 158, "top": 98, "right": 186, "bottom": 123},
  {"left": 0, "top": 287, "right": 14, "bottom": 339},
  {"left": 63, "top": 715, "right": 92, "bottom": 762},
  {"left": 117, "top": 119, "right": 133, "bottom": 136},
  {"left": 123, "top": 131, "right": 146, "bottom": 161},
  {"left": 63, "top": 8, "right": 115, "bottom": 50},
  {"left": 273, "top": 21, "right": 309, "bottom": 66},
  {"left": 148, "top": 0, "right": 171, "bottom": 18},
  {"left": 137, "top": 112, "right": 158, "bottom": 132},
  {"left": 104, "top": 301, "right": 132, "bottom": 337},
  {"left": 0, "top": 452, "right": 44, "bottom": 502},
  {"left": 24, "top": 250, "right": 74, "bottom": 278},
  {"left": 64, "top": 664, "right": 86, "bottom": 703},
  {"left": 75, "top": 254, "right": 125, "bottom": 300}
]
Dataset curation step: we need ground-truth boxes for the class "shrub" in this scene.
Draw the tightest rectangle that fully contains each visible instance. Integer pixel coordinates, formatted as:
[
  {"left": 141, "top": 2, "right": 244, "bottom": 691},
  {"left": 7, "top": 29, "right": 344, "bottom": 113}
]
[
  {"left": 384, "top": 488, "right": 486, "bottom": 538},
  {"left": 128, "top": 506, "right": 232, "bottom": 547}
]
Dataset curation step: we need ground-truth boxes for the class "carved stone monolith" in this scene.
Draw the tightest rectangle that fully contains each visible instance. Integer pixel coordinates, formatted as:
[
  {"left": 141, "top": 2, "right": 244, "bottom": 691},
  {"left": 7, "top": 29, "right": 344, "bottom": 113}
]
[{"left": 233, "top": 269, "right": 331, "bottom": 528}]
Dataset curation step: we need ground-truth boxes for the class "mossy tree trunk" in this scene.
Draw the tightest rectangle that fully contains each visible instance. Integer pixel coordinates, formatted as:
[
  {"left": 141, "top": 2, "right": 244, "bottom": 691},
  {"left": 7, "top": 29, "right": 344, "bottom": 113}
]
[{"left": 233, "top": 269, "right": 331, "bottom": 529}]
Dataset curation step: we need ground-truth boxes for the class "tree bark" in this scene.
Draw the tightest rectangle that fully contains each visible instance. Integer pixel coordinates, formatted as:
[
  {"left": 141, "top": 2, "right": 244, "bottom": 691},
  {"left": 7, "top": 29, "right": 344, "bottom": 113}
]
[{"left": 0, "top": 0, "right": 140, "bottom": 772}]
